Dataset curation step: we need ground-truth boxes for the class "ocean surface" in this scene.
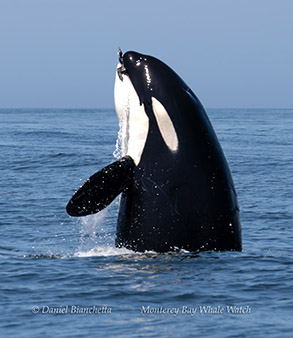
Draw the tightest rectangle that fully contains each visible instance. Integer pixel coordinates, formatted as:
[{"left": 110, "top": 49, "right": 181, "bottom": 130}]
[{"left": 0, "top": 108, "right": 292, "bottom": 337}]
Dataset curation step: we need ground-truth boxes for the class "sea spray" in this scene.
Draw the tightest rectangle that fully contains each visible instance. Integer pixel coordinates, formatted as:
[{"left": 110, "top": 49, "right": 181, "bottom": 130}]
[
  {"left": 78, "top": 208, "right": 110, "bottom": 252},
  {"left": 74, "top": 199, "right": 129, "bottom": 257}
]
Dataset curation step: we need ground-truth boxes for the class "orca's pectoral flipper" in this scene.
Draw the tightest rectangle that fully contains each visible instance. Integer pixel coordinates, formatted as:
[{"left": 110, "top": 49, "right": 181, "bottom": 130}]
[{"left": 66, "top": 156, "right": 135, "bottom": 217}]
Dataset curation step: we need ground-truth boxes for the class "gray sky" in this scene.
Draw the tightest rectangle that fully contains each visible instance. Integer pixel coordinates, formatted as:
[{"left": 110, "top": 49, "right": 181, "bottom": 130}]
[{"left": 0, "top": 0, "right": 292, "bottom": 108}]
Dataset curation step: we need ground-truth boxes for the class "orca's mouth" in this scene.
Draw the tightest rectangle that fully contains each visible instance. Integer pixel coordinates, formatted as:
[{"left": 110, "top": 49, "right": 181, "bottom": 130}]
[{"left": 117, "top": 48, "right": 127, "bottom": 81}]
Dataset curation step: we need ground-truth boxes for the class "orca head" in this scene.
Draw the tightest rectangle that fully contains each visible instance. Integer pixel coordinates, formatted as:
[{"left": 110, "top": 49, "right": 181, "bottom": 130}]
[
  {"left": 118, "top": 50, "right": 184, "bottom": 105},
  {"left": 114, "top": 49, "right": 180, "bottom": 164}
]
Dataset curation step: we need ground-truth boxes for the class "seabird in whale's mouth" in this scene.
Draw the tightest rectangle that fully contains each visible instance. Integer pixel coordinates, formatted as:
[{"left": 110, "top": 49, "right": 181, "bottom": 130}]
[{"left": 117, "top": 48, "right": 127, "bottom": 81}]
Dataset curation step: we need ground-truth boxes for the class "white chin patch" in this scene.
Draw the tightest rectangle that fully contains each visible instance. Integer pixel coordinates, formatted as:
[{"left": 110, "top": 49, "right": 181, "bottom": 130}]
[
  {"left": 114, "top": 63, "right": 149, "bottom": 165},
  {"left": 151, "top": 97, "right": 178, "bottom": 152}
]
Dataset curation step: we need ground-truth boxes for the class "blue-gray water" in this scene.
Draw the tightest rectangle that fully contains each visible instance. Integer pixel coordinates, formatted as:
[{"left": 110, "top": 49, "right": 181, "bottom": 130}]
[{"left": 0, "top": 108, "right": 292, "bottom": 337}]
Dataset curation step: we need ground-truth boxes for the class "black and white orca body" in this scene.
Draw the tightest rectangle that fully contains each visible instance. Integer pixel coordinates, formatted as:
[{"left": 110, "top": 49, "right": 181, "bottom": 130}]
[{"left": 67, "top": 50, "right": 242, "bottom": 253}]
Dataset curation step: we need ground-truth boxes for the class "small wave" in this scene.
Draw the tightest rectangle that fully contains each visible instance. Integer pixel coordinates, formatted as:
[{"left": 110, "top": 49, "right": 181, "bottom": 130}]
[
  {"left": 74, "top": 246, "right": 134, "bottom": 257},
  {"left": 24, "top": 253, "right": 69, "bottom": 259}
]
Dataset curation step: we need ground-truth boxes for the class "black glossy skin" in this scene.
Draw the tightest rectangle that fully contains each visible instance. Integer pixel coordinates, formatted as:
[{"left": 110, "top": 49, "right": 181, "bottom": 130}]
[{"left": 116, "top": 51, "right": 242, "bottom": 252}]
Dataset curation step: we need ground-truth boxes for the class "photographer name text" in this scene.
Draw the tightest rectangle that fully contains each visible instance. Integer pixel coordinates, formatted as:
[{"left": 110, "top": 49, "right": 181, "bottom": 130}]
[{"left": 31, "top": 305, "right": 111, "bottom": 315}]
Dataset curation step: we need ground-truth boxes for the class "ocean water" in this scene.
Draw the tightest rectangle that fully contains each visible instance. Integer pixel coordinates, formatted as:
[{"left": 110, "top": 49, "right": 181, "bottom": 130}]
[{"left": 0, "top": 108, "right": 292, "bottom": 337}]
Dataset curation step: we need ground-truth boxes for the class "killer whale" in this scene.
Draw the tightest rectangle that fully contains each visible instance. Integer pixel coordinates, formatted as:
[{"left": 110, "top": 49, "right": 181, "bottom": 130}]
[{"left": 66, "top": 49, "right": 242, "bottom": 253}]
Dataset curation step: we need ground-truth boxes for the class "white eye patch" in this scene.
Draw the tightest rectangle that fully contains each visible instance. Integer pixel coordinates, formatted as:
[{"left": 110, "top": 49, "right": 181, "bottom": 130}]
[{"left": 152, "top": 97, "right": 178, "bottom": 152}]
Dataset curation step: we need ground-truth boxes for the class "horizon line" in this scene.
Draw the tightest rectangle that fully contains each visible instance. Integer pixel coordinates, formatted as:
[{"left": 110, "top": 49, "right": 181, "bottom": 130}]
[{"left": 0, "top": 107, "right": 293, "bottom": 110}]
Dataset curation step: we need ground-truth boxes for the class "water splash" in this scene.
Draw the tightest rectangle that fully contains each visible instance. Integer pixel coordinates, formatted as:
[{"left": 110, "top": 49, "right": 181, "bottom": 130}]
[
  {"left": 113, "top": 95, "right": 130, "bottom": 160},
  {"left": 113, "top": 129, "right": 123, "bottom": 159},
  {"left": 112, "top": 105, "right": 124, "bottom": 160},
  {"left": 77, "top": 208, "right": 112, "bottom": 252}
]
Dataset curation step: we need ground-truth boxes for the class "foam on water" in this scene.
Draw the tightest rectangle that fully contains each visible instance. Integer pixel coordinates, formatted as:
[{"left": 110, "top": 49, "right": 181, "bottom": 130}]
[{"left": 74, "top": 246, "right": 134, "bottom": 257}]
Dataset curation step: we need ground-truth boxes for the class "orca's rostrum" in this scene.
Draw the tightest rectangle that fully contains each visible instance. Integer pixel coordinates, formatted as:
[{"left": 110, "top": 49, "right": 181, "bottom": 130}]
[{"left": 66, "top": 49, "right": 242, "bottom": 253}]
